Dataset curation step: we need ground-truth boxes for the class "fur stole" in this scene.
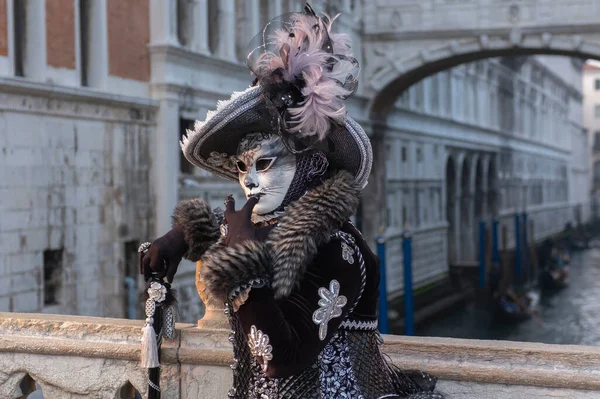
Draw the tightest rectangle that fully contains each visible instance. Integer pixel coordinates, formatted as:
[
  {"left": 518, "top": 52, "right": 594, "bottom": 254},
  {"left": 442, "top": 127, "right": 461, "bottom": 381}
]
[{"left": 200, "top": 170, "right": 361, "bottom": 302}]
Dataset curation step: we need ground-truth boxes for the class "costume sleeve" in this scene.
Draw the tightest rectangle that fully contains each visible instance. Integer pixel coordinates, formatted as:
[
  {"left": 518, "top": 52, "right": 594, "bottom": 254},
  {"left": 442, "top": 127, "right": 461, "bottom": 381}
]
[
  {"left": 199, "top": 239, "right": 272, "bottom": 302},
  {"left": 171, "top": 198, "right": 221, "bottom": 261},
  {"left": 235, "top": 237, "right": 363, "bottom": 378}
]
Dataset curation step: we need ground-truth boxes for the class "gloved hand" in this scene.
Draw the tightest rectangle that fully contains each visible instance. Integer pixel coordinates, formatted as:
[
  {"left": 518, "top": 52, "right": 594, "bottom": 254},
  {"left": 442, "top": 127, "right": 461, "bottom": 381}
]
[
  {"left": 140, "top": 225, "right": 189, "bottom": 282},
  {"left": 223, "top": 195, "right": 273, "bottom": 247}
]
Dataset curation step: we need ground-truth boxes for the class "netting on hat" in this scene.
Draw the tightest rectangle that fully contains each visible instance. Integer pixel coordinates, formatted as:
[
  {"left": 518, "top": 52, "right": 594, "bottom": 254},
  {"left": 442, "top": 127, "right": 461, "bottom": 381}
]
[{"left": 276, "top": 151, "right": 329, "bottom": 212}]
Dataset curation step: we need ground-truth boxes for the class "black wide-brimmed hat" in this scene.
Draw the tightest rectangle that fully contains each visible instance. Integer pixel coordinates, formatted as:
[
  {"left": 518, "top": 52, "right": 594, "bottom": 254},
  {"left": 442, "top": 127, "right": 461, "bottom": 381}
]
[{"left": 182, "top": 5, "right": 372, "bottom": 188}]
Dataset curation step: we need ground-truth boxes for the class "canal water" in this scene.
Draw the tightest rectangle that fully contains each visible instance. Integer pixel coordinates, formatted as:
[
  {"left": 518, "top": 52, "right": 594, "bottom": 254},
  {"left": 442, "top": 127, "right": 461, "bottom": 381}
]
[{"left": 417, "top": 248, "right": 600, "bottom": 345}]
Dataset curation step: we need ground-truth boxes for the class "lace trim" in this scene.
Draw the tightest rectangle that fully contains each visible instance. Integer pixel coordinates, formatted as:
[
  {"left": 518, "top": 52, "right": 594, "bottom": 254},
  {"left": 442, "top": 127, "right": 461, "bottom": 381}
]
[
  {"left": 340, "top": 319, "right": 378, "bottom": 331},
  {"left": 228, "top": 278, "right": 268, "bottom": 301}
]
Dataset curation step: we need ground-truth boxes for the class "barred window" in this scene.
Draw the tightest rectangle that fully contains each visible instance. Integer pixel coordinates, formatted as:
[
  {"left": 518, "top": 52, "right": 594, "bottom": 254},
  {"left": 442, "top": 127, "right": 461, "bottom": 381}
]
[{"left": 43, "top": 249, "right": 63, "bottom": 306}]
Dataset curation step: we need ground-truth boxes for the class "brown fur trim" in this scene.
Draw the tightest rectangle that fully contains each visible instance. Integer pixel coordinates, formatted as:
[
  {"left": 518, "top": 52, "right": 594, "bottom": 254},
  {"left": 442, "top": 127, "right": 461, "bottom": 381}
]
[
  {"left": 172, "top": 198, "right": 221, "bottom": 261},
  {"left": 267, "top": 170, "right": 361, "bottom": 299},
  {"left": 200, "top": 240, "right": 271, "bottom": 303}
]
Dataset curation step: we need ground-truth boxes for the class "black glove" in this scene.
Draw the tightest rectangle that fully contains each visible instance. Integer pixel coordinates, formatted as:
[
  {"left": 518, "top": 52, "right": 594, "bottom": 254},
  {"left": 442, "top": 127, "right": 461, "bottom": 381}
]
[
  {"left": 140, "top": 225, "right": 189, "bottom": 282},
  {"left": 223, "top": 195, "right": 273, "bottom": 247}
]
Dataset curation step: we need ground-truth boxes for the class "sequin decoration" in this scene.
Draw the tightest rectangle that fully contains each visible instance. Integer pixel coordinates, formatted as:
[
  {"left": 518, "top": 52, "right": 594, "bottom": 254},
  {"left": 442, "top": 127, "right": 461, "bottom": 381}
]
[
  {"left": 341, "top": 242, "right": 355, "bottom": 264},
  {"left": 312, "top": 280, "right": 347, "bottom": 341},
  {"left": 248, "top": 325, "right": 273, "bottom": 373}
]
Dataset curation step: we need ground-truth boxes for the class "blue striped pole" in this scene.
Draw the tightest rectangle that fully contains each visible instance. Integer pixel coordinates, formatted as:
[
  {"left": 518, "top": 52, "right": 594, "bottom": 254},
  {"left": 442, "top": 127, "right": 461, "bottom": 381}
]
[
  {"left": 376, "top": 235, "right": 389, "bottom": 334},
  {"left": 515, "top": 214, "right": 522, "bottom": 282},
  {"left": 402, "top": 229, "right": 414, "bottom": 336},
  {"left": 479, "top": 219, "right": 486, "bottom": 289},
  {"left": 492, "top": 218, "right": 500, "bottom": 265},
  {"left": 522, "top": 213, "right": 529, "bottom": 283}
]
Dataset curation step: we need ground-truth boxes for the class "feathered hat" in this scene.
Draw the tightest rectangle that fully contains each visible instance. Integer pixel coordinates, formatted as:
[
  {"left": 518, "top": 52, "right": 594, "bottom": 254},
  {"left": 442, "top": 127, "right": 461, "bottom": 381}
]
[{"left": 182, "top": 4, "right": 372, "bottom": 188}]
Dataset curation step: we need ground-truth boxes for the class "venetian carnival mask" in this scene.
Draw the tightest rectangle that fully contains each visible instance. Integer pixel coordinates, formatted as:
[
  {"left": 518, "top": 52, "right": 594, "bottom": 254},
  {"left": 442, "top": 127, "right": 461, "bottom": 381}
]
[{"left": 235, "top": 132, "right": 296, "bottom": 216}]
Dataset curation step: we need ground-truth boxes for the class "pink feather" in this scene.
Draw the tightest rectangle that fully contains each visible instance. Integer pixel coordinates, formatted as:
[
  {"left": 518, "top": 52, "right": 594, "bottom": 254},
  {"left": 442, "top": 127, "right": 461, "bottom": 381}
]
[{"left": 253, "top": 10, "right": 359, "bottom": 140}]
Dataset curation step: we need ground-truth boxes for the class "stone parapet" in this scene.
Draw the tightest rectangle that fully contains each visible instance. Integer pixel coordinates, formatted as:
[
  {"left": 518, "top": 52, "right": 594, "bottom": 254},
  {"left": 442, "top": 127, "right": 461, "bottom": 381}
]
[{"left": 1, "top": 312, "right": 599, "bottom": 398}]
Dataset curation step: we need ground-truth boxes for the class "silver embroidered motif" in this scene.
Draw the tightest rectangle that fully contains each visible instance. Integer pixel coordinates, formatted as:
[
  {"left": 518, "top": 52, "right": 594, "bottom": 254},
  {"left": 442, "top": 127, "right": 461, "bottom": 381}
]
[
  {"left": 248, "top": 325, "right": 273, "bottom": 373},
  {"left": 147, "top": 282, "right": 167, "bottom": 303},
  {"left": 341, "top": 242, "right": 355, "bottom": 264},
  {"left": 312, "top": 280, "right": 347, "bottom": 341},
  {"left": 138, "top": 242, "right": 151, "bottom": 254}
]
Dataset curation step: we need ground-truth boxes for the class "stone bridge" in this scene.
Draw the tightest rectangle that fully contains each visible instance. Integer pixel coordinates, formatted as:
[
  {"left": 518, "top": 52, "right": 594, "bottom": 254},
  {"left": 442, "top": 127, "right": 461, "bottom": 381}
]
[
  {"left": 363, "top": 0, "right": 600, "bottom": 107},
  {"left": 359, "top": 0, "right": 600, "bottom": 248},
  {"left": 1, "top": 312, "right": 600, "bottom": 398}
]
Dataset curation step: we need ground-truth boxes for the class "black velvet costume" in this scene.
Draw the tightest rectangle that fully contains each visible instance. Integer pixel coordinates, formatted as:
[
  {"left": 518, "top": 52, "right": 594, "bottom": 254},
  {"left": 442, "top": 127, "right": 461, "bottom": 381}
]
[{"left": 174, "top": 171, "right": 445, "bottom": 399}]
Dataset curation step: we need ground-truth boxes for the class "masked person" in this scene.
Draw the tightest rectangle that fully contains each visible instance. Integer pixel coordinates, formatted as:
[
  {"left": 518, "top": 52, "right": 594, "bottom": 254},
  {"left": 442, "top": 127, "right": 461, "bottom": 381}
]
[{"left": 140, "top": 5, "right": 445, "bottom": 399}]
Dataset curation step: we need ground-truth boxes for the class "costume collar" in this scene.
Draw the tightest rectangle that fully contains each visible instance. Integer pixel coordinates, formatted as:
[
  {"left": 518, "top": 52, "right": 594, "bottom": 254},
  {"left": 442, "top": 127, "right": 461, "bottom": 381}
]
[{"left": 267, "top": 170, "right": 361, "bottom": 299}]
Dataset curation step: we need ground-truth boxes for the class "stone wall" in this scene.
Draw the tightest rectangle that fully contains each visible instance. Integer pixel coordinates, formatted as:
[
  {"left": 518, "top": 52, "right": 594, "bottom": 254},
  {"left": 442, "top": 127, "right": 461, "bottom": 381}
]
[
  {"left": 497, "top": 202, "right": 577, "bottom": 250},
  {"left": 0, "top": 79, "right": 157, "bottom": 318},
  {"left": 1, "top": 312, "right": 600, "bottom": 398}
]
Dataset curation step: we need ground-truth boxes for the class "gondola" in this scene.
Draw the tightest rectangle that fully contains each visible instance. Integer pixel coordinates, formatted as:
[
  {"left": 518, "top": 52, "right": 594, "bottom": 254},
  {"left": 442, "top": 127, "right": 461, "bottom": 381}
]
[
  {"left": 539, "top": 266, "right": 569, "bottom": 290},
  {"left": 538, "top": 247, "right": 570, "bottom": 291},
  {"left": 493, "top": 288, "right": 540, "bottom": 322}
]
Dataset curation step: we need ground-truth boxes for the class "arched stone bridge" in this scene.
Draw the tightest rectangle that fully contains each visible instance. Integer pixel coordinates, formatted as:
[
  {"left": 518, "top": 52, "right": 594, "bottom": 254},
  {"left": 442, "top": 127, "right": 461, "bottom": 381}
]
[
  {"left": 363, "top": 0, "right": 600, "bottom": 111},
  {"left": 358, "top": 0, "right": 600, "bottom": 246}
]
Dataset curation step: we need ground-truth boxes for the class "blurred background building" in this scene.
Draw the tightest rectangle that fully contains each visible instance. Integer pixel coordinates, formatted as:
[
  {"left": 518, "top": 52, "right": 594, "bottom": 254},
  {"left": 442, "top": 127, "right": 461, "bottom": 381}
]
[
  {"left": 583, "top": 61, "right": 600, "bottom": 218},
  {"left": 0, "top": 0, "right": 595, "bottom": 322}
]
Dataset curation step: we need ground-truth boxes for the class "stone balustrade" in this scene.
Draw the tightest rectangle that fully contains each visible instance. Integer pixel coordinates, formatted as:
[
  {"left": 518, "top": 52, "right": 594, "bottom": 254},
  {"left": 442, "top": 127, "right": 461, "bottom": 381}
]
[{"left": 1, "top": 312, "right": 600, "bottom": 398}]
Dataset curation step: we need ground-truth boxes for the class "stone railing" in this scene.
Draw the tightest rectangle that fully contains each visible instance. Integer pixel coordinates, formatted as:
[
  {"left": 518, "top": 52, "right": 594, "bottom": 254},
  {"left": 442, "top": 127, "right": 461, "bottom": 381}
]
[{"left": 1, "top": 312, "right": 600, "bottom": 398}]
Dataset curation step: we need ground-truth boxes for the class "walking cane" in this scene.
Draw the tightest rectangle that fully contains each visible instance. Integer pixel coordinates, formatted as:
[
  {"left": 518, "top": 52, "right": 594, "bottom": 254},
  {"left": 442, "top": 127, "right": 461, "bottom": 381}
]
[{"left": 138, "top": 243, "right": 177, "bottom": 399}]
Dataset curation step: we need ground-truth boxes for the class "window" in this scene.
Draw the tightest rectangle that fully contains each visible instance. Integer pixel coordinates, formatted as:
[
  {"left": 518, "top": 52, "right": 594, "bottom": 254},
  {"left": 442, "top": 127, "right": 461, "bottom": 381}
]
[
  {"left": 595, "top": 105, "right": 600, "bottom": 118},
  {"left": 177, "top": 0, "right": 191, "bottom": 47},
  {"left": 13, "top": 0, "right": 26, "bottom": 77},
  {"left": 385, "top": 206, "right": 392, "bottom": 228},
  {"left": 208, "top": 1, "right": 220, "bottom": 54},
  {"left": 123, "top": 241, "right": 139, "bottom": 319},
  {"left": 594, "top": 161, "right": 600, "bottom": 186},
  {"left": 594, "top": 132, "right": 600, "bottom": 152},
  {"left": 401, "top": 146, "right": 407, "bottom": 162},
  {"left": 43, "top": 249, "right": 63, "bottom": 306},
  {"left": 416, "top": 147, "right": 423, "bottom": 162},
  {"left": 124, "top": 241, "right": 139, "bottom": 279},
  {"left": 595, "top": 79, "right": 600, "bottom": 90},
  {"left": 79, "top": 0, "right": 90, "bottom": 86},
  {"left": 180, "top": 118, "right": 195, "bottom": 174}
]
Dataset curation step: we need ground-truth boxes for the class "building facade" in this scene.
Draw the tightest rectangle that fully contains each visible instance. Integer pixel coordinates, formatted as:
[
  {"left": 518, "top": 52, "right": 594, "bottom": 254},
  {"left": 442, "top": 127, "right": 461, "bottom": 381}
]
[
  {"left": 583, "top": 62, "right": 600, "bottom": 217},
  {"left": 0, "top": 0, "right": 591, "bottom": 320},
  {"left": 382, "top": 55, "right": 588, "bottom": 295}
]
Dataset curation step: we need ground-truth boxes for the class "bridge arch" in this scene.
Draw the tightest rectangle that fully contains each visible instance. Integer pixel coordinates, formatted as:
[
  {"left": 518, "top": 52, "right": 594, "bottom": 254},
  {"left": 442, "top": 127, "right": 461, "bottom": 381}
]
[
  {"left": 369, "top": 34, "right": 600, "bottom": 114},
  {"left": 360, "top": 32, "right": 600, "bottom": 247}
]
